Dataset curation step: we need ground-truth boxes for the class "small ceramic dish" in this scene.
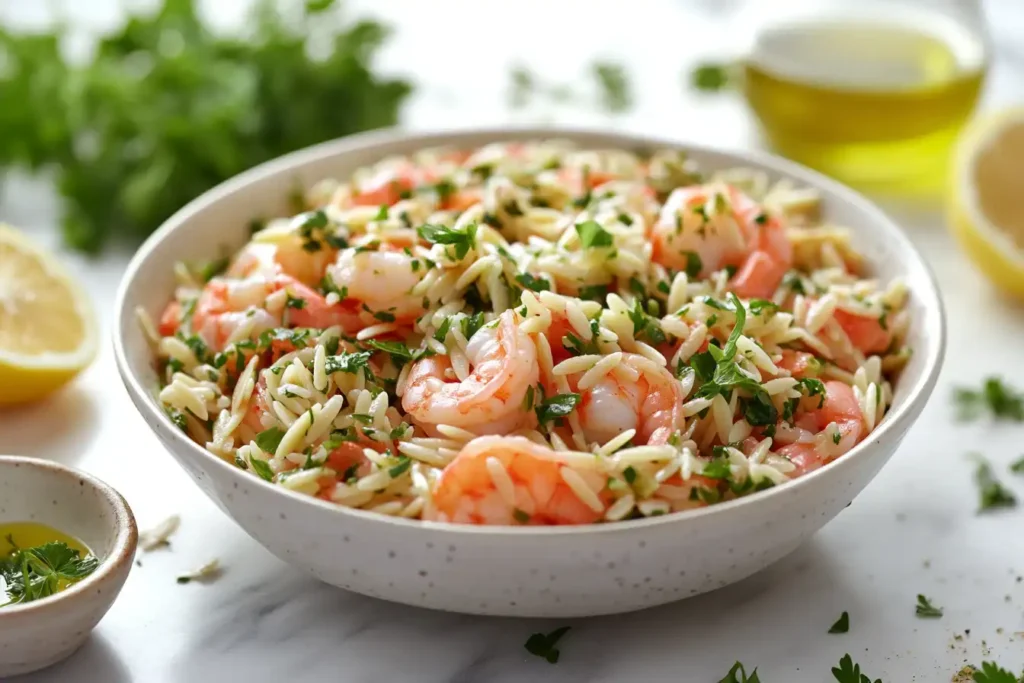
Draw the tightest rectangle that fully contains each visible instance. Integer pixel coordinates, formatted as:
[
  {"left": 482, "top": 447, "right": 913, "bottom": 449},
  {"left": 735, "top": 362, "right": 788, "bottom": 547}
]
[
  {"left": 114, "top": 127, "right": 945, "bottom": 618},
  {"left": 0, "top": 456, "right": 137, "bottom": 678}
]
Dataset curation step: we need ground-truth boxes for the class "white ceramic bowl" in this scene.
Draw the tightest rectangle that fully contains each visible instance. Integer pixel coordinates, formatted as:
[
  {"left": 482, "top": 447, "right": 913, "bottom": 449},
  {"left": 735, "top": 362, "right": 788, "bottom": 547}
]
[
  {"left": 113, "top": 128, "right": 945, "bottom": 617},
  {"left": 0, "top": 456, "right": 137, "bottom": 677}
]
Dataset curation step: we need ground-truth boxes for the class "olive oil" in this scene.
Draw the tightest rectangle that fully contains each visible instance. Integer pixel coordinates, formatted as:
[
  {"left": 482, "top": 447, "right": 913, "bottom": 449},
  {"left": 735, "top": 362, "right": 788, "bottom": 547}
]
[{"left": 742, "top": 6, "right": 987, "bottom": 192}]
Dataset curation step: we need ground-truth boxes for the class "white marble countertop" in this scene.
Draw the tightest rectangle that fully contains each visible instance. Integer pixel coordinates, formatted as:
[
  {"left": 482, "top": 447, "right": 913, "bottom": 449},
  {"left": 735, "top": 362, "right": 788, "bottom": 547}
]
[{"left": 2, "top": 1, "right": 1024, "bottom": 681}]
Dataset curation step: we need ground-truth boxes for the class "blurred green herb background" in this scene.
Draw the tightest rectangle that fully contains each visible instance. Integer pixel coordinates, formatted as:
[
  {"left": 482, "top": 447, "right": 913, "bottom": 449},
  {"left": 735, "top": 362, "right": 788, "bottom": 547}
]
[{"left": 0, "top": 0, "right": 410, "bottom": 253}]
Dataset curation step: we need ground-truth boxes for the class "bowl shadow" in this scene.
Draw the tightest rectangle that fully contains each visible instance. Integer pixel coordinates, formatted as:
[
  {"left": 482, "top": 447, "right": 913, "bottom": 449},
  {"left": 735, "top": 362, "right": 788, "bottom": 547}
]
[
  {"left": 10, "top": 634, "right": 131, "bottom": 683},
  {"left": 0, "top": 386, "right": 99, "bottom": 465}
]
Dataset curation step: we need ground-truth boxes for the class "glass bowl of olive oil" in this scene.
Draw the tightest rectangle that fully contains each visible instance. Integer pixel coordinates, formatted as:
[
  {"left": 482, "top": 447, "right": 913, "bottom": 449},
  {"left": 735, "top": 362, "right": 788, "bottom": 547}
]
[{"left": 738, "top": 0, "right": 989, "bottom": 192}]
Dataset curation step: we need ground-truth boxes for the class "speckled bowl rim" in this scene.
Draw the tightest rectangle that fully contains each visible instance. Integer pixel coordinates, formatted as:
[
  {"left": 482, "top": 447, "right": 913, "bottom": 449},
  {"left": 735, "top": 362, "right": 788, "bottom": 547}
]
[
  {"left": 0, "top": 455, "right": 138, "bottom": 617},
  {"left": 113, "top": 125, "right": 947, "bottom": 537}
]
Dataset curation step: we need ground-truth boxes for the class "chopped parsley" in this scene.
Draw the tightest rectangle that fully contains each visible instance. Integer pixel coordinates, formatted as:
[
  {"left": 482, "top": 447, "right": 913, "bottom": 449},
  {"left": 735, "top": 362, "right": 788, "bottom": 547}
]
[
  {"left": 828, "top": 611, "right": 850, "bottom": 634},
  {"left": 974, "top": 456, "right": 1017, "bottom": 512},
  {"left": 683, "top": 251, "right": 702, "bottom": 278},
  {"left": 433, "top": 318, "right": 452, "bottom": 343},
  {"left": 747, "top": 299, "right": 779, "bottom": 315},
  {"left": 954, "top": 378, "right": 1024, "bottom": 422},
  {"left": 524, "top": 626, "right": 570, "bottom": 664},
  {"left": 324, "top": 351, "right": 371, "bottom": 374},
  {"left": 284, "top": 293, "right": 306, "bottom": 310},
  {"left": 717, "top": 662, "right": 761, "bottom": 683},
  {"left": 373, "top": 205, "right": 389, "bottom": 221},
  {"left": 512, "top": 508, "right": 531, "bottom": 524},
  {"left": 623, "top": 466, "right": 637, "bottom": 484},
  {"left": 535, "top": 393, "right": 581, "bottom": 427},
  {"left": 832, "top": 431, "right": 842, "bottom": 445},
  {"left": 248, "top": 457, "right": 275, "bottom": 482},
  {"left": 915, "top": 594, "right": 943, "bottom": 618},
  {"left": 388, "top": 456, "right": 412, "bottom": 478},
  {"left": 515, "top": 272, "right": 551, "bottom": 292},
  {"left": 1011, "top": 457, "right": 1024, "bottom": 474},
  {"left": 417, "top": 222, "right": 478, "bottom": 260},
  {"left": 372, "top": 310, "right": 396, "bottom": 323},
  {"left": 577, "top": 283, "right": 609, "bottom": 302},
  {"left": 192, "top": 255, "right": 229, "bottom": 283},
  {"left": 254, "top": 427, "right": 285, "bottom": 454},
  {"left": 574, "top": 220, "right": 614, "bottom": 249},
  {"left": 627, "top": 298, "right": 667, "bottom": 346},
  {"left": 165, "top": 406, "right": 188, "bottom": 432},
  {"left": 831, "top": 654, "right": 881, "bottom": 683}
]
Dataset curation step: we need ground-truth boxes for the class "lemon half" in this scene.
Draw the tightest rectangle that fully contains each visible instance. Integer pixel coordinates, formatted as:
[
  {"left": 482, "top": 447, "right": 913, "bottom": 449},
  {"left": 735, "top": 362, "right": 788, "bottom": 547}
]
[
  {"left": 0, "top": 225, "right": 97, "bottom": 405},
  {"left": 949, "top": 108, "right": 1024, "bottom": 300}
]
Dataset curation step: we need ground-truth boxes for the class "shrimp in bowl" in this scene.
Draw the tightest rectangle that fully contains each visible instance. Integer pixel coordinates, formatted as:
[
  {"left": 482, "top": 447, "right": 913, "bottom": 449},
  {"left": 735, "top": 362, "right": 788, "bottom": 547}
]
[{"left": 142, "top": 138, "right": 914, "bottom": 527}]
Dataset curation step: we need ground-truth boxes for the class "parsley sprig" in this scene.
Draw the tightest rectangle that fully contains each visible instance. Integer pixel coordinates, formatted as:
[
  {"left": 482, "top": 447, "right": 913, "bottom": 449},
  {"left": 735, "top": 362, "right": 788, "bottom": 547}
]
[
  {"left": 1, "top": 539, "right": 99, "bottom": 605},
  {"left": 915, "top": 594, "right": 943, "bottom": 618},
  {"left": 418, "top": 223, "right": 477, "bottom": 260},
  {"left": 969, "top": 662, "right": 1024, "bottom": 683},
  {"left": 828, "top": 611, "right": 850, "bottom": 633},
  {"left": 973, "top": 456, "right": 1017, "bottom": 512}
]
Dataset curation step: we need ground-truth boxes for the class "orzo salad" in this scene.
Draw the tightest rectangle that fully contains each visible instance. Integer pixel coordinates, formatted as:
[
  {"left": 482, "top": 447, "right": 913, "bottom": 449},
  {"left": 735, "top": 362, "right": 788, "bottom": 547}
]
[{"left": 143, "top": 140, "right": 911, "bottom": 525}]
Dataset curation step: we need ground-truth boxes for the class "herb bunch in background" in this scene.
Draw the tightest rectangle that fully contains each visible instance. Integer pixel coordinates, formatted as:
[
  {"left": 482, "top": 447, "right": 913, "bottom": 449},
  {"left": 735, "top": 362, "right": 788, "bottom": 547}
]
[{"left": 0, "top": 0, "right": 411, "bottom": 253}]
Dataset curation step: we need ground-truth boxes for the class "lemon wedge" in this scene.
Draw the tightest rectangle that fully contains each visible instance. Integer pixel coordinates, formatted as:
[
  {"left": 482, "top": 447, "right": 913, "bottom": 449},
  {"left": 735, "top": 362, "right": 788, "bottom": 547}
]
[
  {"left": 0, "top": 224, "right": 97, "bottom": 405},
  {"left": 949, "top": 108, "right": 1024, "bottom": 300}
]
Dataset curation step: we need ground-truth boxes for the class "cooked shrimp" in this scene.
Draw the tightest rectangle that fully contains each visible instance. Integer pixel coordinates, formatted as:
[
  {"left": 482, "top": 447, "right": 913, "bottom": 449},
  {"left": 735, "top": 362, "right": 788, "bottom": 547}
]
[
  {"left": 574, "top": 354, "right": 683, "bottom": 446},
  {"left": 777, "top": 381, "right": 865, "bottom": 476},
  {"left": 834, "top": 309, "right": 893, "bottom": 355},
  {"left": 191, "top": 279, "right": 281, "bottom": 351},
  {"left": 402, "top": 310, "right": 539, "bottom": 434},
  {"left": 327, "top": 246, "right": 427, "bottom": 324},
  {"left": 426, "top": 435, "right": 608, "bottom": 525},
  {"left": 652, "top": 184, "right": 792, "bottom": 298}
]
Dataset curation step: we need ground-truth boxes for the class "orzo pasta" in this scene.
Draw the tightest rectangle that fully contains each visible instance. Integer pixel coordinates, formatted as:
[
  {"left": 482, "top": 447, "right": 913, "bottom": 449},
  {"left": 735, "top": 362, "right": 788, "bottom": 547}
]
[{"left": 144, "top": 140, "right": 911, "bottom": 525}]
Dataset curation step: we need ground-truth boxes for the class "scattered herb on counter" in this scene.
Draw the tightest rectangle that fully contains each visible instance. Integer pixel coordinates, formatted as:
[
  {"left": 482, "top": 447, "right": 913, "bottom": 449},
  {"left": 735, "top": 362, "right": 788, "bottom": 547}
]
[
  {"left": 0, "top": 541, "right": 98, "bottom": 605},
  {"left": 524, "top": 626, "right": 570, "bottom": 664},
  {"left": 831, "top": 654, "right": 882, "bottom": 683},
  {"left": 139, "top": 515, "right": 181, "bottom": 552},
  {"left": 973, "top": 456, "right": 1018, "bottom": 512},
  {"left": 968, "top": 661, "right": 1024, "bottom": 683},
  {"left": 0, "top": 0, "right": 411, "bottom": 253},
  {"left": 592, "top": 61, "right": 632, "bottom": 113},
  {"left": 718, "top": 661, "right": 761, "bottom": 683},
  {"left": 828, "top": 611, "right": 850, "bottom": 634},
  {"left": 915, "top": 594, "right": 943, "bottom": 618},
  {"left": 1010, "top": 456, "right": 1024, "bottom": 474},
  {"left": 176, "top": 559, "right": 222, "bottom": 585},
  {"left": 508, "top": 62, "right": 634, "bottom": 114},
  {"left": 690, "top": 62, "right": 732, "bottom": 92},
  {"left": 953, "top": 378, "right": 1024, "bottom": 422}
]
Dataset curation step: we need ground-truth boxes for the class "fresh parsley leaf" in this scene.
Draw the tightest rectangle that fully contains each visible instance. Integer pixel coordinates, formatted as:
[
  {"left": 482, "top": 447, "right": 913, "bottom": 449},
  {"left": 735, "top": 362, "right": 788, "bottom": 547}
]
[
  {"left": 372, "top": 309, "right": 396, "bottom": 323},
  {"left": 799, "top": 378, "right": 827, "bottom": 407},
  {"left": 831, "top": 654, "right": 882, "bottom": 683},
  {"left": 690, "top": 351, "right": 717, "bottom": 382},
  {"left": 623, "top": 466, "right": 638, "bottom": 484},
  {"left": 460, "top": 312, "right": 486, "bottom": 341},
  {"left": 524, "top": 626, "right": 571, "bottom": 664},
  {"left": 575, "top": 220, "right": 614, "bottom": 249},
  {"left": 829, "top": 611, "right": 850, "bottom": 634},
  {"left": 577, "top": 283, "right": 609, "bottom": 302},
  {"left": 701, "top": 457, "right": 732, "bottom": 480},
  {"left": 1011, "top": 457, "right": 1024, "bottom": 474},
  {"left": 740, "top": 391, "right": 779, "bottom": 427},
  {"left": 418, "top": 223, "right": 477, "bottom": 260},
  {"left": 254, "top": 427, "right": 285, "bottom": 454},
  {"left": 721, "top": 292, "right": 745, "bottom": 360},
  {"left": 915, "top": 594, "right": 943, "bottom": 618},
  {"left": 717, "top": 661, "right": 761, "bottom": 683},
  {"left": 433, "top": 318, "right": 452, "bottom": 343},
  {"left": 512, "top": 508, "right": 531, "bottom": 524},
  {"left": 363, "top": 339, "right": 413, "bottom": 361},
  {"left": 974, "top": 456, "right": 1017, "bottom": 512},
  {"left": 192, "top": 256, "right": 229, "bottom": 283},
  {"left": 747, "top": 299, "right": 778, "bottom": 315},
  {"left": 285, "top": 293, "right": 306, "bottom": 310},
  {"left": 535, "top": 393, "right": 581, "bottom": 427}
]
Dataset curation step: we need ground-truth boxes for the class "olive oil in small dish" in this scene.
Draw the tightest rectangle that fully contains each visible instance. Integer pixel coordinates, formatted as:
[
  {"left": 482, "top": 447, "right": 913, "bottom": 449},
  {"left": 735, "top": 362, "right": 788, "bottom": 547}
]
[
  {"left": 740, "top": 1, "right": 988, "bottom": 192},
  {"left": 0, "top": 522, "right": 98, "bottom": 606}
]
